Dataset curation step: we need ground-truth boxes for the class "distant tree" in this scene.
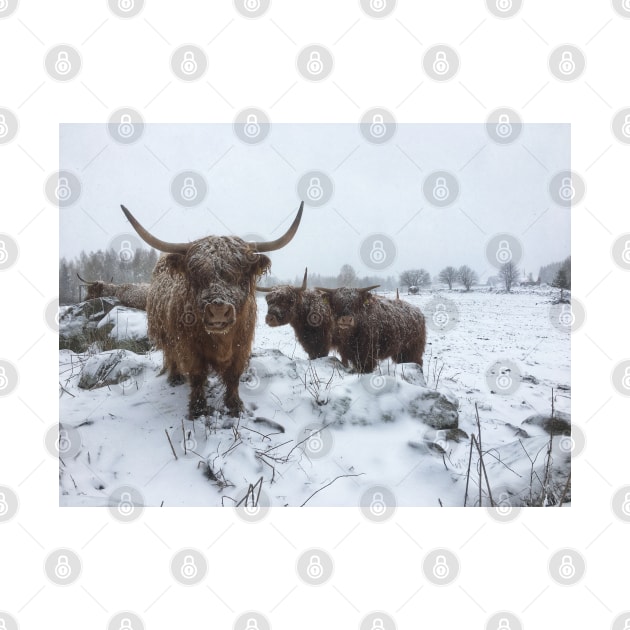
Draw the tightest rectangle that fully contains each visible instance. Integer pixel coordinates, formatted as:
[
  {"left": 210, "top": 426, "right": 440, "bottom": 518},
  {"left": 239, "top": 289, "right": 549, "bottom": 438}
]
[
  {"left": 438, "top": 266, "right": 458, "bottom": 290},
  {"left": 337, "top": 264, "right": 357, "bottom": 287},
  {"left": 500, "top": 261, "right": 520, "bottom": 292},
  {"left": 457, "top": 265, "right": 478, "bottom": 291},
  {"left": 552, "top": 257, "right": 571, "bottom": 301},
  {"left": 400, "top": 269, "right": 431, "bottom": 290}
]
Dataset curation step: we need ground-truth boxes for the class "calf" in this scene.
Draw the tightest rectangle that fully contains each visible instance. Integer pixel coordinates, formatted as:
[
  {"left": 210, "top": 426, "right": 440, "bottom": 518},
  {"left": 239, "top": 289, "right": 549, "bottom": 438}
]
[{"left": 77, "top": 274, "right": 149, "bottom": 310}]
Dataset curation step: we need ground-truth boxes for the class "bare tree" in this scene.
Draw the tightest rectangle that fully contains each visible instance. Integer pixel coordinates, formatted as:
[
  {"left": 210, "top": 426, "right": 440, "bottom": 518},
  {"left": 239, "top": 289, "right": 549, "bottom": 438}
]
[
  {"left": 337, "top": 264, "right": 357, "bottom": 287},
  {"left": 457, "top": 265, "right": 478, "bottom": 292},
  {"left": 438, "top": 266, "right": 458, "bottom": 290},
  {"left": 499, "top": 261, "right": 520, "bottom": 292},
  {"left": 400, "top": 269, "right": 431, "bottom": 290}
]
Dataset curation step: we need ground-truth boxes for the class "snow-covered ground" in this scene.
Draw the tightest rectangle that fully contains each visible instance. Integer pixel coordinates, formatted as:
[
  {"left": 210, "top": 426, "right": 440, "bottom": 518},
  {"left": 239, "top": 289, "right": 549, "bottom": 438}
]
[{"left": 58, "top": 286, "right": 570, "bottom": 508}]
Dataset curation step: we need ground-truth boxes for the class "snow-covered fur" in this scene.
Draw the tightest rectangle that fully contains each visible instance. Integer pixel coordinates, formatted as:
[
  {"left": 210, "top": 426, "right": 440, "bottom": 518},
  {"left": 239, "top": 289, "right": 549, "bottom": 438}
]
[
  {"left": 82, "top": 280, "right": 150, "bottom": 310},
  {"left": 264, "top": 285, "right": 336, "bottom": 360},
  {"left": 320, "top": 287, "right": 426, "bottom": 373}
]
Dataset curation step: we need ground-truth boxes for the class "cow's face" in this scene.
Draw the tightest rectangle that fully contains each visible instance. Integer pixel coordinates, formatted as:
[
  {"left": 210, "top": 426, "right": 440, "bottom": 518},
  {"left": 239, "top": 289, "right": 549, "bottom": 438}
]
[
  {"left": 85, "top": 282, "right": 104, "bottom": 300},
  {"left": 186, "top": 236, "right": 271, "bottom": 335},
  {"left": 320, "top": 286, "right": 379, "bottom": 332},
  {"left": 264, "top": 286, "right": 300, "bottom": 327}
]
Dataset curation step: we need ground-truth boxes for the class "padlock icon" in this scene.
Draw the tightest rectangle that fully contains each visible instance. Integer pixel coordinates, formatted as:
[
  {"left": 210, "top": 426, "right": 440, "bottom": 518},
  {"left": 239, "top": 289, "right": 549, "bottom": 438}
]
[
  {"left": 558, "top": 176, "right": 574, "bottom": 202},
  {"left": 0, "top": 366, "right": 8, "bottom": 390},
  {"left": 369, "top": 0, "right": 387, "bottom": 11},
  {"left": 622, "top": 366, "right": 630, "bottom": 390},
  {"left": 245, "top": 618, "right": 260, "bottom": 630},
  {"left": 57, "top": 428, "right": 71, "bottom": 454},
  {"left": 0, "top": 492, "right": 8, "bottom": 516},
  {"left": 369, "top": 239, "right": 387, "bottom": 264},
  {"left": 306, "top": 429, "right": 323, "bottom": 454},
  {"left": 306, "top": 554, "right": 323, "bottom": 579},
  {"left": 495, "top": 492, "right": 512, "bottom": 516},
  {"left": 0, "top": 619, "right": 7, "bottom": 630},
  {"left": 246, "top": 366, "right": 260, "bottom": 390},
  {"left": 118, "top": 0, "right": 135, "bottom": 11},
  {"left": 0, "top": 241, "right": 8, "bottom": 265},
  {"left": 181, "top": 176, "right": 198, "bottom": 201},
  {"left": 496, "top": 369, "right": 512, "bottom": 390},
  {"left": 243, "top": 502, "right": 260, "bottom": 517},
  {"left": 370, "top": 113, "right": 386, "bottom": 138},
  {"left": 433, "top": 303, "right": 449, "bottom": 328},
  {"left": 623, "top": 618, "right": 630, "bottom": 630},
  {"left": 621, "top": 240, "right": 630, "bottom": 264},
  {"left": 497, "top": 618, "right": 512, "bottom": 630},
  {"left": 621, "top": 114, "right": 630, "bottom": 138},
  {"left": 118, "top": 113, "right": 134, "bottom": 138},
  {"left": 558, "top": 51, "right": 575, "bottom": 75},
  {"left": 623, "top": 492, "right": 630, "bottom": 516},
  {"left": 0, "top": 0, "right": 8, "bottom": 11},
  {"left": 624, "top": 0, "right": 630, "bottom": 11},
  {"left": 432, "top": 51, "right": 449, "bottom": 75},
  {"left": 181, "top": 51, "right": 198, "bottom": 75},
  {"left": 559, "top": 435, "right": 574, "bottom": 453},
  {"left": 371, "top": 618, "right": 385, "bottom": 630},
  {"left": 244, "top": 113, "right": 260, "bottom": 138},
  {"left": 558, "top": 304, "right": 574, "bottom": 328},
  {"left": 119, "top": 618, "right": 134, "bottom": 630},
  {"left": 307, "top": 51, "right": 323, "bottom": 75},
  {"left": 495, "top": 0, "right": 513, "bottom": 11},
  {"left": 558, "top": 554, "right": 576, "bottom": 579},
  {"left": 496, "top": 113, "right": 512, "bottom": 138},
  {"left": 181, "top": 555, "right": 198, "bottom": 579},
  {"left": 432, "top": 555, "right": 449, "bottom": 579},
  {"left": 307, "top": 176, "right": 323, "bottom": 201},
  {"left": 495, "top": 240, "right": 512, "bottom": 263},
  {"left": 119, "top": 239, "right": 134, "bottom": 262},
  {"left": 54, "top": 50, "right": 72, "bottom": 75},
  {"left": 369, "top": 491, "right": 386, "bottom": 516},
  {"left": 118, "top": 491, "right": 134, "bottom": 516},
  {"left": 54, "top": 554, "right": 72, "bottom": 579},
  {"left": 55, "top": 176, "right": 72, "bottom": 201},
  {"left": 0, "top": 114, "right": 8, "bottom": 138},
  {"left": 244, "top": 0, "right": 261, "bottom": 10},
  {"left": 432, "top": 176, "right": 449, "bottom": 201}
]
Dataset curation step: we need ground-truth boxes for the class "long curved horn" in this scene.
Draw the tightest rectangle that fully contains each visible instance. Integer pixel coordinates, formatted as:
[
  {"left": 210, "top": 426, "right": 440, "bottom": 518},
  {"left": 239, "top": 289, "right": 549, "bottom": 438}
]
[
  {"left": 251, "top": 202, "right": 304, "bottom": 253},
  {"left": 359, "top": 285, "right": 381, "bottom": 293},
  {"left": 121, "top": 205, "right": 190, "bottom": 255},
  {"left": 314, "top": 287, "right": 334, "bottom": 294},
  {"left": 255, "top": 285, "right": 273, "bottom": 292},
  {"left": 299, "top": 267, "right": 308, "bottom": 291},
  {"left": 77, "top": 273, "right": 96, "bottom": 285}
]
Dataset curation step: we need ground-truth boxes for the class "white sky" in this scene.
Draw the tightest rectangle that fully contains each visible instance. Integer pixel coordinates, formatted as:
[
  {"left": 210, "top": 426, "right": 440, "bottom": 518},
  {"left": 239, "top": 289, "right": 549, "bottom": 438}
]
[{"left": 60, "top": 123, "right": 570, "bottom": 281}]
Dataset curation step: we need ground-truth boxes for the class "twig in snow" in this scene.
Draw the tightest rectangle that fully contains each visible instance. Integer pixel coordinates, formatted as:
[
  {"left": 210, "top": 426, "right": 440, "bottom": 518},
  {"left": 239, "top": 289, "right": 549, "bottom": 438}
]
[
  {"left": 300, "top": 473, "right": 365, "bottom": 507},
  {"left": 164, "top": 429, "right": 178, "bottom": 460}
]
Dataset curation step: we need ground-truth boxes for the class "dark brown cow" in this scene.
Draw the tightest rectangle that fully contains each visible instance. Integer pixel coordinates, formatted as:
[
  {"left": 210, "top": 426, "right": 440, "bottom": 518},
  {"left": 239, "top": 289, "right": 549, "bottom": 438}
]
[
  {"left": 257, "top": 268, "right": 336, "bottom": 360},
  {"left": 77, "top": 274, "right": 149, "bottom": 310},
  {"left": 316, "top": 286, "right": 426, "bottom": 373},
  {"left": 121, "top": 202, "right": 303, "bottom": 418}
]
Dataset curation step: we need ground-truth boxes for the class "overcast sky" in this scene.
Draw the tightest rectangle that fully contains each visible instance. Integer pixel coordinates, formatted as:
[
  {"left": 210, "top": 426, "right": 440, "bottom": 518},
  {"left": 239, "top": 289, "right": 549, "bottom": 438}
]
[{"left": 60, "top": 122, "right": 570, "bottom": 281}]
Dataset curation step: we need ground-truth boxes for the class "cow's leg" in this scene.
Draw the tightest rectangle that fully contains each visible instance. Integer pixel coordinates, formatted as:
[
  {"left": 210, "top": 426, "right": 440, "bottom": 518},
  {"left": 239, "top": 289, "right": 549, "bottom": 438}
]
[
  {"left": 188, "top": 368, "right": 211, "bottom": 419},
  {"left": 221, "top": 363, "right": 246, "bottom": 416}
]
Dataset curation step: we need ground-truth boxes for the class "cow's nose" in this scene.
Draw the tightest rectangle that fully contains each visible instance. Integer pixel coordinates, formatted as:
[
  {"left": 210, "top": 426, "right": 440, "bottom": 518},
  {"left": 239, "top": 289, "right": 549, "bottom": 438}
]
[
  {"left": 339, "top": 315, "right": 354, "bottom": 327},
  {"left": 205, "top": 301, "right": 235, "bottom": 324}
]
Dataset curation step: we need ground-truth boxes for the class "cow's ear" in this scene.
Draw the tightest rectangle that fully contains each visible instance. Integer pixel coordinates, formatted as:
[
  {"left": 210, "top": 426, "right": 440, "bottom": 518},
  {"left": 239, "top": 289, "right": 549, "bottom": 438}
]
[{"left": 253, "top": 254, "right": 272, "bottom": 276}]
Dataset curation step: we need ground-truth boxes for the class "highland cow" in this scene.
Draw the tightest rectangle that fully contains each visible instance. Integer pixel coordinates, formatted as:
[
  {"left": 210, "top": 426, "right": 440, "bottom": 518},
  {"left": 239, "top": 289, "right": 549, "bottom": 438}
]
[
  {"left": 316, "top": 286, "right": 426, "bottom": 373},
  {"left": 257, "top": 268, "right": 336, "bottom": 360},
  {"left": 121, "top": 202, "right": 303, "bottom": 418},
  {"left": 77, "top": 274, "right": 150, "bottom": 310}
]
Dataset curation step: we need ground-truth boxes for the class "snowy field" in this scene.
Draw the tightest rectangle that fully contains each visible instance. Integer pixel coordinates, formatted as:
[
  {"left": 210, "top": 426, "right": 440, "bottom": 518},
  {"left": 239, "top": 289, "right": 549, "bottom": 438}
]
[{"left": 58, "top": 286, "right": 571, "bottom": 509}]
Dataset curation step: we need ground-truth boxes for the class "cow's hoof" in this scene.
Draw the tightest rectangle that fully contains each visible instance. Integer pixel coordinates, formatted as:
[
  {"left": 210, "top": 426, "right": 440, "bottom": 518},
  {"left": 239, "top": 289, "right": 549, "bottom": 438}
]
[
  {"left": 224, "top": 396, "right": 245, "bottom": 417},
  {"left": 189, "top": 400, "right": 209, "bottom": 419},
  {"left": 168, "top": 373, "right": 185, "bottom": 386}
]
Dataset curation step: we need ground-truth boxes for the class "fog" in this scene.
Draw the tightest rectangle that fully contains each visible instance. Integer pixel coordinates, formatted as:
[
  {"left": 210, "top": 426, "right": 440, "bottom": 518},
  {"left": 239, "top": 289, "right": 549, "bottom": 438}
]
[{"left": 60, "top": 123, "right": 570, "bottom": 281}]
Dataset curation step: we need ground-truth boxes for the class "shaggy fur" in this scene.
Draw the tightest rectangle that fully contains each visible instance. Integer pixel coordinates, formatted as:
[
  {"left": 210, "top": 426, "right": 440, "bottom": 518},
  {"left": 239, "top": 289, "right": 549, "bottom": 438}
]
[
  {"left": 319, "top": 287, "right": 426, "bottom": 373},
  {"left": 82, "top": 280, "right": 150, "bottom": 310},
  {"left": 264, "top": 285, "right": 336, "bottom": 360},
  {"left": 147, "top": 237, "right": 271, "bottom": 418}
]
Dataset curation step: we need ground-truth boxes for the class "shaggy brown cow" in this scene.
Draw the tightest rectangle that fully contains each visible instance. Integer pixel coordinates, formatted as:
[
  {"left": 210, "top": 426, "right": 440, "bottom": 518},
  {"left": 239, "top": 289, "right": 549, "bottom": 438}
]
[
  {"left": 121, "top": 202, "right": 304, "bottom": 418},
  {"left": 316, "top": 286, "right": 426, "bottom": 373},
  {"left": 257, "top": 268, "right": 336, "bottom": 360},
  {"left": 77, "top": 274, "right": 149, "bottom": 310}
]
